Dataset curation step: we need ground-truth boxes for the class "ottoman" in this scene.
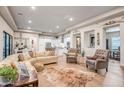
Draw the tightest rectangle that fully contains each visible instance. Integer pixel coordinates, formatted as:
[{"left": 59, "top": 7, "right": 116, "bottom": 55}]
[{"left": 33, "top": 62, "right": 44, "bottom": 72}]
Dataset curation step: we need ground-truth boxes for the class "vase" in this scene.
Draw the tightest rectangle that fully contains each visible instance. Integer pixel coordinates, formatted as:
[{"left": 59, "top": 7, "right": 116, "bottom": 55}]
[{"left": 0, "top": 76, "right": 11, "bottom": 86}]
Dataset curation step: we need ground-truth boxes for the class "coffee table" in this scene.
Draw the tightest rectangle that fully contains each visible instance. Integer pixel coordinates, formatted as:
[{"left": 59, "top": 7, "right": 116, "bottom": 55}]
[{"left": 12, "top": 69, "right": 38, "bottom": 87}]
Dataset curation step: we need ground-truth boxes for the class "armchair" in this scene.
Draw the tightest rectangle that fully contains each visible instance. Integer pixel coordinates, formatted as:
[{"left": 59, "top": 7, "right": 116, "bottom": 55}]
[
  {"left": 86, "top": 49, "right": 109, "bottom": 72},
  {"left": 65, "top": 48, "right": 78, "bottom": 63}
]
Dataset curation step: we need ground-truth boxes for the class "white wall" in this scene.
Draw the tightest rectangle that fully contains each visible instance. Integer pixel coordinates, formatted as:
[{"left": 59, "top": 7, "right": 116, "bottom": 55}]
[
  {"left": 0, "top": 15, "right": 14, "bottom": 61},
  {"left": 66, "top": 16, "right": 124, "bottom": 66},
  {"left": 14, "top": 32, "right": 39, "bottom": 51},
  {"left": 120, "top": 23, "right": 124, "bottom": 66},
  {"left": 39, "top": 35, "right": 57, "bottom": 51},
  {"left": 14, "top": 32, "right": 59, "bottom": 52}
]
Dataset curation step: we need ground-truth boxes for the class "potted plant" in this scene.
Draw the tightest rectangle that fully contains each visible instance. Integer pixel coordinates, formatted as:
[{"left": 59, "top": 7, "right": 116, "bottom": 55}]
[{"left": 0, "top": 66, "right": 17, "bottom": 83}]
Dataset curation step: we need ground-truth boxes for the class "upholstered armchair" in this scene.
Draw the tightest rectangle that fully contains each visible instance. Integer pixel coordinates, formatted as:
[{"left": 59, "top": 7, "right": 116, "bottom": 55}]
[
  {"left": 65, "top": 48, "right": 78, "bottom": 63},
  {"left": 86, "top": 49, "right": 109, "bottom": 72}
]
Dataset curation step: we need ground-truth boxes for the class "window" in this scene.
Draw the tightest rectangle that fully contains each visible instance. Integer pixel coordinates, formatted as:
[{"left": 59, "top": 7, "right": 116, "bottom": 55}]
[
  {"left": 112, "top": 37, "right": 120, "bottom": 50},
  {"left": 3, "top": 31, "right": 13, "bottom": 59}
]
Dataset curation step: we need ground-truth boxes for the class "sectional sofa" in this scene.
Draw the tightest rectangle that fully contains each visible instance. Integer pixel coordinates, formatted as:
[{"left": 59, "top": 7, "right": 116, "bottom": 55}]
[
  {"left": 0, "top": 50, "right": 58, "bottom": 65},
  {"left": 0, "top": 50, "right": 58, "bottom": 75}
]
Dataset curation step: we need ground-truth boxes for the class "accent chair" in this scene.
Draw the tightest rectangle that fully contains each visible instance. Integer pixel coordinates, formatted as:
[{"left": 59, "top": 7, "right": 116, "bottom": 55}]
[
  {"left": 66, "top": 48, "right": 78, "bottom": 63},
  {"left": 86, "top": 49, "right": 109, "bottom": 72}
]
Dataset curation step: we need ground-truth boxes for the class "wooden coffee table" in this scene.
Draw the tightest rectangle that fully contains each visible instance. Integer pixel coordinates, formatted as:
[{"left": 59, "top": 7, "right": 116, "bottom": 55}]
[
  {"left": 12, "top": 70, "right": 38, "bottom": 87},
  {"left": 0, "top": 68, "right": 38, "bottom": 87}
]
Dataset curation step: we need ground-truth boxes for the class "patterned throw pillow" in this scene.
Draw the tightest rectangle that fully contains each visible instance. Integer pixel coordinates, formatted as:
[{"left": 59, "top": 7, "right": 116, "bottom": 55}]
[
  {"left": 18, "top": 53, "right": 24, "bottom": 61},
  {"left": 28, "top": 51, "right": 36, "bottom": 58},
  {"left": 18, "top": 53, "right": 32, "bottom": 61},
  {"left": 15, "top": 62, "right": 29, "bottom": 80}
]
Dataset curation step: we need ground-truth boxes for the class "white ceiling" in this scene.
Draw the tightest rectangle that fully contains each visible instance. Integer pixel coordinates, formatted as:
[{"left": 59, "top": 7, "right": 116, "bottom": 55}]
[{"left": 8, "top": 6, "right": 118, "bottom": 33}]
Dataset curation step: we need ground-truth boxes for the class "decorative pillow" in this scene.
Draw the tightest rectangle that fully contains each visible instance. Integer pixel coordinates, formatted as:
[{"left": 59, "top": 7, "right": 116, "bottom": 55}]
[
  {"left": 15, "top": 62, "right": 29, "bottom": 80},
  {"left": 29, "top": 51, "right": 36, "bottom": 58},
  {"left": 18, "top": 53, "right": 24, "bottom": 61},
  {"left": 92, "top": 55, "right": 98, "bottom": 60},
  {"left": 18, "top": 53, "right": 32, "bottom": 61},
  {"left": 97, "top": 56, "right": 105, "bottom": 59}
]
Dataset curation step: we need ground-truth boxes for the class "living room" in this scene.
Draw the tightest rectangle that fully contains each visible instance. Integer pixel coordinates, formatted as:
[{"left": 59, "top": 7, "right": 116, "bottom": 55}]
[{"left": 0, "top": 5, "right": 124, "bottom": 88}]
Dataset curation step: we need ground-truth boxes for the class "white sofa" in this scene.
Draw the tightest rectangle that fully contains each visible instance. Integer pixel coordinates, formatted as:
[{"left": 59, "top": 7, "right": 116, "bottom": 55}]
[{"left": 0, "top": 51, "right": 58, "bottom": 65}]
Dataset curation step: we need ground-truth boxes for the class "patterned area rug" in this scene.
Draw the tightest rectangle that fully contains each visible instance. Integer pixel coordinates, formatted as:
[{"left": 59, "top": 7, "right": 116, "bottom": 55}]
[{"left": 40, "top": 66, "right": 96, "bottom": 87}]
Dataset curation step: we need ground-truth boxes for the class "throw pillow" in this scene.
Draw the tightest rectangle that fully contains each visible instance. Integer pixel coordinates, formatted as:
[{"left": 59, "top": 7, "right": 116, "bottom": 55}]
[
  {"left": 18, "top": 53, "right": 24, "bottom": 61},
  {"left": 16, "top": 62, "right": 29, "bottom": 80},
  {"left": 97, "top": 56, "right": 105, "bottom": 59},
  {"left": 92, "top": 55, "right": 98, "bottom": 60},
  {"left": 29, "top": 51, "right": 36, "bottom": 58}
]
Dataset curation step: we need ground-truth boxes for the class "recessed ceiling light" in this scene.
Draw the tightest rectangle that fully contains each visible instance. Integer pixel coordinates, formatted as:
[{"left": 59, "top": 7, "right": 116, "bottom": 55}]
[
  {"left": 27, "top": 27, "right": 31, "bottom": 29},
  {"left": 49, "top": 30, "right": 52, "bottom": 32},
  {"left": 31, "top": 6, "right": 36, "bottom": 10},
  {"left": 28, "top": 20, "right": 32, "bottom": 23},
  {"left": 56, "top": 25, "right": 60, "bottom": 29},
  {"left": 69, "top": 17, "right": 74, "bottom": 21}
]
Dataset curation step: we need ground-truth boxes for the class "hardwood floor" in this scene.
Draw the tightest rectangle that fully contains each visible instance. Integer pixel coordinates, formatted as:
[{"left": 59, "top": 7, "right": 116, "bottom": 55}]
[{"left": 38, "top": 55, "right": 124, "bottom": 87}]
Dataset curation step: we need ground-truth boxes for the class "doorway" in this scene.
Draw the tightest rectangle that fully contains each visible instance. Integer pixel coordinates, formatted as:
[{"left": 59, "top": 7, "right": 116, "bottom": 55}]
[
  {"left": 3, "top": 31, "right": 13, "bottom": 59},
  {"left": 105, "top": 26, "right": 120, "bottom": 61},
  {"left": 75, "top": 35, "right": 81, "bottom": 53}
]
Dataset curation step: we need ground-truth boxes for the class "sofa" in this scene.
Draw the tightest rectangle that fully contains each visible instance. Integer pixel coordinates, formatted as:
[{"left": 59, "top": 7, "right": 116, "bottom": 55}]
[{"left": 0, "top": 50, "right": 58, "bottom": 66}]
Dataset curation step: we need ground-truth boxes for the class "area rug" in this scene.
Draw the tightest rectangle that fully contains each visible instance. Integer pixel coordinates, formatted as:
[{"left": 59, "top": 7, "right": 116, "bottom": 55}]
[{"left": 41, "top": 66, "right": 96, "bottom": 87}]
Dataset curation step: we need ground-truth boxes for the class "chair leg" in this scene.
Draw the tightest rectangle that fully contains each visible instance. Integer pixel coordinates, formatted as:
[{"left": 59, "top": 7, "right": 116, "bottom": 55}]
[
  {"left": 86, "top": 64, "right": 88, "bottom": 68},
  {"left": 95, "top": 69, "right": 97, "bottom": 73},
  {"left": 106, "top": 68, "right": 108, "bottom": 72}
]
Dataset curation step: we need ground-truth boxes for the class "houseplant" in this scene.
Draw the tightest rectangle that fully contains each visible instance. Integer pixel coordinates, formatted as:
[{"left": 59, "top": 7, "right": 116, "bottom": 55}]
[{"left": 0, "top": 66, "right": 17, "bottom": 82}]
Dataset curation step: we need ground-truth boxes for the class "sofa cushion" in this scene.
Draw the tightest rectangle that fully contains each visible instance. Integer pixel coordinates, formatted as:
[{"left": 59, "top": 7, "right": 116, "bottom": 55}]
[
  {"left": 24, "top": 53, "right": 32, "bottom": 60},
  {"left": 86, "top": 59, "right": 96, "bottom": 65},
  {"left": 29, "top": 51, "right": 36, "bottom": 58},
  {"left": 18, "top": 53, "right": 32, "bottom": 61},
  {"left": 44, "top": 51, "right": 55, "bottom": 56},
  {"left": 35, "top": 51, "right": 45, "bottom": 57},
  {"left": 0, "top": 62, "right": 11, "bottom": 68},
  {"left": 28, "top": 58, "right": 37, "bottom": 64}
]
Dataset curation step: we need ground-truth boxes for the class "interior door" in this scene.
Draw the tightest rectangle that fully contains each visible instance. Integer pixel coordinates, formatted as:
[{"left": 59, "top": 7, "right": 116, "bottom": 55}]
[{"left": 3, "top": 31, "right": 13, "bottom": 59}]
